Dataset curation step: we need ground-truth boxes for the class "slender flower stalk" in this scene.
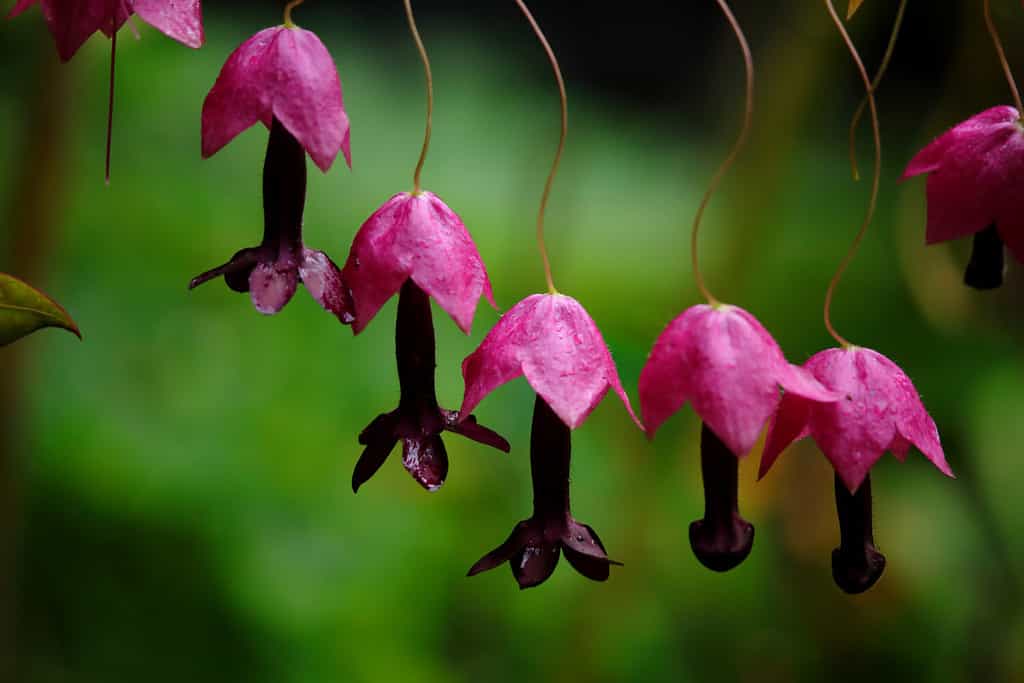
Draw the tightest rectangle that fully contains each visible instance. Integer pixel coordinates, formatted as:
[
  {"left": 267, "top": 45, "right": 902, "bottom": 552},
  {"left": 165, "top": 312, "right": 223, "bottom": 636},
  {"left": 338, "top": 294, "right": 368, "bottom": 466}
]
[
  {"left": 689, "top": 0, "right": 753, "bottom": 306},
  {"left": 283, "top": 0, "right": 305, "bottom": 28},
  {"left": 105, "top": 26, "right": 116, "bottom": 184},
  {"left": 848, "top": 0, "right": 906, "bottom": 181},
  {"left": 984, "top": 0, "right": 1023, "bottom": 115},
  {"left": 404, "top": 0, "right": 433, "bottom": 194},
  {"left": 822, "top": 0, "right": 881, "bottom": 348},
  {"left": 512, "top": 0, "right": 563, "bottom": 294}
]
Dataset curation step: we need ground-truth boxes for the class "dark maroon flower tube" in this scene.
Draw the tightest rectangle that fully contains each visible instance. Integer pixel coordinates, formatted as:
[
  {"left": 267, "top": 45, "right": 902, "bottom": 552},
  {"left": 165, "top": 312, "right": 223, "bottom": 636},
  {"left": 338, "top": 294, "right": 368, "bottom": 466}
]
[
  {"left": 190, "top": 117, "right": 353, "bottom": 322},
  {"left": 688, "top": 423, "right": 754, "bottom": 572},
  {"left": 831, "top": 473, "right": 886, "bottom": 594},
  {"left": 352, "top": 280, "right": 509, "bottom": 492},
  {"left": 466, "top": 395, "right": 620, "bottom": 589},
  {"left": 964, "top": 224, "right": 1006, "bottom": 290}
]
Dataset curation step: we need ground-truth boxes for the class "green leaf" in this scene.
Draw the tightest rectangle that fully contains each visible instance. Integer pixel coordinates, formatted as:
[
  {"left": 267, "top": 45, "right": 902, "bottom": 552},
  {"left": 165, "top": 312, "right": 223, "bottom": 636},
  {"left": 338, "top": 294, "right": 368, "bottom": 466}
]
[
  {"left": 847, "top": 0, "right": 864, "bottom": 18},
  {"left": 0, "top": 273, "right": 81, "bottom": 346}
]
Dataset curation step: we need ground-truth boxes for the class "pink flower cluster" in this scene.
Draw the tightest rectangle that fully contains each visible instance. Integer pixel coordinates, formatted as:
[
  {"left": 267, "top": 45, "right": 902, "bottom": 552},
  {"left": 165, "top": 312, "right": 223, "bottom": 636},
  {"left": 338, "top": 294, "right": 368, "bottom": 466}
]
[{"left": 9, "top": 1, "right": 976, "bottom": 596}]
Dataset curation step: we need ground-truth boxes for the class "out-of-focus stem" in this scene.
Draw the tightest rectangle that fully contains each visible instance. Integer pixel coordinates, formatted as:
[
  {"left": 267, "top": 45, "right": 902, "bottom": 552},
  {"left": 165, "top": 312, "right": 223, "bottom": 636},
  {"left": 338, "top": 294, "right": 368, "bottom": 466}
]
[{"left": 0, "top": 47, "right": 71, "bottom": 682}]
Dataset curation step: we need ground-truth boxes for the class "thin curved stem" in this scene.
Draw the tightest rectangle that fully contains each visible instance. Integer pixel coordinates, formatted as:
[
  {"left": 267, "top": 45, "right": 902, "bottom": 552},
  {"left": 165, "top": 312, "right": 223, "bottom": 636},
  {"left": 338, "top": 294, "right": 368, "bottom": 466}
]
[
  {"left": 984, "top": 0, "right": 1024, "bottom": 114},
  {"left": 823, "top": 0, "right": 880, "bottom": 348},
  {"left": 403, "top": 0, "right": 433, "bottom": 195},
  {"left": 848, "top": 0, "right": 906, "bottom": 181},
  {"left": 690, "top": 0, "right": 753, "bottom": 306},
  {"left": 105, "top": 28, "right": 116, "bottom": 185},
  {"left": 283, "top": 0, "right": 304, "bottom": 28},
  {"left": 513, "top": 0, "right": 563, "bottom": 294}
]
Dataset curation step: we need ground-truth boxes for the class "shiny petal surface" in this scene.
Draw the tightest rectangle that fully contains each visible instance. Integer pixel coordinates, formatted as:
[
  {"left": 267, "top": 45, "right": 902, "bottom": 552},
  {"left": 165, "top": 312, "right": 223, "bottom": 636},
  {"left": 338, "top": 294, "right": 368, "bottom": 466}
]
[
  {"left": 299, "top": 248, "right": 354, "bottom": 324},
  {"left": 202, "top": 25, "right": 350, "bottom": 172},
  {"left": 342, "top": 192, "right": 495, "bottom": 335},
  {"left": 639, "top": 304, "right": 836, "bottom": 456},
  {"left": 902, "top": 106, "right": 1024, "bottom": 260},
  {"left": 401, "top": 434, "right": 448, "bottom": 492},
  {"left": 802, "top": 347, "right": 952, "bottom": 493},
  {"left": 466, "top": 522, "right": 530, "bottom": 577},
  {"left": 132, "top": 0, "right": 203, "bottom": 47},
  {"left": 460, "top": 294, "right": 641, "bottom": 430},
  {"left": 248, "top": 262, "right": 298, "bottom": 315}
]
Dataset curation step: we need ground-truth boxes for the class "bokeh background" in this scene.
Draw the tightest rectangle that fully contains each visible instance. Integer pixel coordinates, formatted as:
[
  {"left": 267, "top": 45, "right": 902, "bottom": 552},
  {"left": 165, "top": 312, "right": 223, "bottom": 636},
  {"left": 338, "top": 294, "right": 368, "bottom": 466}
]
[{"left": 2, "top": 1, "right": 1024, "bottom": 681}]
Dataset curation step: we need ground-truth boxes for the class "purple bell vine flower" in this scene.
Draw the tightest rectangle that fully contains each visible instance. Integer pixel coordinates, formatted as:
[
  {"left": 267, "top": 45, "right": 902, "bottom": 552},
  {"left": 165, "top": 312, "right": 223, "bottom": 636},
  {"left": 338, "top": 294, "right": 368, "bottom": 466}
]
[
  {"left": 760, "top": 347, "right": 954, "bottom": 592},
  {"left": 462, "top": 0, "right": 641, "bottom": 589},
  {"left": 460, "top": 293, "right": 640, "bottom": 588},
  {"left": 343, "top": 0, "right": 507, "bottom": 493},
  {"left": 901, "top": 2, "right": 1024, "bottom": 289},
  {"left": 189, "top": 10, "right": 352, "bottom": 320}
]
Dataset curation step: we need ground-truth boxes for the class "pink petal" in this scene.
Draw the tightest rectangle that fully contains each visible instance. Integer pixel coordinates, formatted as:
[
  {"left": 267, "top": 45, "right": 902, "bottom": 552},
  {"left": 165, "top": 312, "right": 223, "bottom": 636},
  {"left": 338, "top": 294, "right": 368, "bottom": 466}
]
[
  {"left": 460, "top": 295, "right": 542, "bottom": 420},
  {"left": 201, "top": 26, "right": 350, "bottom": 172},
  {"left": 132, "top": 0, "right": 203, "bottom": 48},
  {"left": 249, "top": 262, "right": 298, "bottom": 315},
  {"left": 201, "top": 26, "right": 278, "bottom": 160},
  {"left": 801, "top": 348, "right": 896, "bottom": 492},
  {"left": 638, "top": 311, "right": 694, "bottom": 439},
  {"left": 759, "top": 392, "right": 812, "bottom": 480},
  {"left": 460, "top": 294, "right": 638, "bottom": 430},
  {"left": 639, "top": 305, "right": 806, "bottom": 457},
  {"left": 33, "top": 0, "right": 120, "bottom": 61},
  {"left": 343, "top": 192, "right": 495, "bottom": 335},
  {"left": 299, "top": 248, "right": 353, "bottom": 324},
  {"left": 883, "top": 354, "right": 955, "bottom": 479},
  {"left": 902, "top": 106, "right": 1024, "bottom": 246},
  {"left": 268, "top": 27, "right": 349, "bottom": 172}
]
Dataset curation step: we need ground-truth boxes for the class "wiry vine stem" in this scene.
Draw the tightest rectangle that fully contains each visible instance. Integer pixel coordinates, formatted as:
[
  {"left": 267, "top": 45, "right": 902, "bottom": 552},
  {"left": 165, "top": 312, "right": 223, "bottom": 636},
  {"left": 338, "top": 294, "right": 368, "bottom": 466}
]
[
  {"left": 823, "top": 0, "right": 881, "bottom": 348},
  {"left": 403, "top": 0, "right": 433, "bottom": 194},
  {"left": 848, "top": 0, "right": 906, "bottom": 181},
  {"left": 513, "top": 0, "right": 564, "bottom": 294},
  {"left": 984, "top": 0, "right": 1023, "bottom": 114},
  {"left": 689, "top": 0, "right": 754, "bottom": 306}
]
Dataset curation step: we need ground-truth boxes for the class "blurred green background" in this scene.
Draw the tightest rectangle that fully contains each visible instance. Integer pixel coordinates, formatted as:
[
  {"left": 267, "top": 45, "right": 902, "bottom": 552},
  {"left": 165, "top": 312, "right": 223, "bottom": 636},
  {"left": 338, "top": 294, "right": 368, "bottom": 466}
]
[{"left": 2, "top": 2, "right": 1024, "bottom": 681}]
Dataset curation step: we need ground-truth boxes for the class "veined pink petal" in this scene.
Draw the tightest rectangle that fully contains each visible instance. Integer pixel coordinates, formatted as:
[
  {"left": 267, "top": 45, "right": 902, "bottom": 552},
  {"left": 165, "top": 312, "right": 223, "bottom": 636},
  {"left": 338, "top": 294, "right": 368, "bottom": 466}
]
[
  {"left": 249, "top": 262, "right": 298, "bottom": 314},
  {"left": 201, "top": 25, "right": 350, "bottom": 172},
  {"left": 796, "top": 347, "right": 952, "bottom": 493},
  {"left": 902, "top": 106, "right": 1024, "bottom": 249},
  {"left": 639, "top": 305, "right": 835, "bottom": 457},
  {"left": 343, "top": 192, "right": 495, "bottom": 335},
  {"left": 460, "top": 294, "right": 640, "bottom": 430},
  {"left": 36, "top": 0, "right": 121, "bottom": 61},
  {"left": 759, "top": 392, "right": 812, "bottom": 479},
  {"left": 201, "top": 26, "right": 277, "bottom": 159},
  {"left": 268, "top": 27, "right": 349, "bottom": 172},
  {"left": 132, "top": 0, "right": 203, "bottom": 48}
]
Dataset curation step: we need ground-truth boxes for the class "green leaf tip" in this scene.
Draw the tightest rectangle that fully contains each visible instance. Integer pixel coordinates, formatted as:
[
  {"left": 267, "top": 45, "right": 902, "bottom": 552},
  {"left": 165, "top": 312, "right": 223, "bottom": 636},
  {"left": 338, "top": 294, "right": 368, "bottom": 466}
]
[{"left": 0, "top": 272, "right": 81, "bottom": 346}]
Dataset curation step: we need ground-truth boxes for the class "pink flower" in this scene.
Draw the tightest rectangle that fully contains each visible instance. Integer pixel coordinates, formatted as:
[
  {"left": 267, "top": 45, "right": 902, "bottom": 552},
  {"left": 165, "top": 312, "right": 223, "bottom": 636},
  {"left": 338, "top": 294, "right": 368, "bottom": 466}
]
[
  {"left": 637, "top": 304, "right": 837, "bottom": 572},
  {"left": 639, "top": 304, "right": 838, "bottom": 456},
  {"left": 459, "top": 293, "right": 641, "bottom": 431},
  {"left": 342, "top": 192, "right": 495, "bottom": 336},
  {"left": 759, "top": 345, "right": 953, "bottom": 593},
  {"left": 902, "top": 105, "right": 1024, "bottom": 288},
  {"left": 9, "top": 0, "right": 203, "bottom": 62},
  {"left": 201, "top": 24, "right": 350, "bottom": 173},
  {"left": 760, "top": 345, "right": 954, "bottom": 494}
]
